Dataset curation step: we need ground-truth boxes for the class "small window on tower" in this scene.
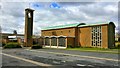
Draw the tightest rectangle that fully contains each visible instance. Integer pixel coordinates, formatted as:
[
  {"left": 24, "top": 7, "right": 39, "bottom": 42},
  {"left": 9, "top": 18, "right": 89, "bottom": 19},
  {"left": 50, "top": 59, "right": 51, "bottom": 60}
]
[{"left": 28, "top": 12, "right": 31, "bottom": 18}]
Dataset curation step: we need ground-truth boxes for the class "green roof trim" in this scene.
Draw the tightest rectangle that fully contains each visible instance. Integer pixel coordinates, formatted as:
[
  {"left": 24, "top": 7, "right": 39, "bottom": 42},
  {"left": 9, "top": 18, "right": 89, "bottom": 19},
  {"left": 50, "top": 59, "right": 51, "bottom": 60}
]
[
  {"left": 42, "top": 22, "right": 113, "bottom": 30},
  {"left": 42, "top": 23, "right": 79, "bottom": 30}
]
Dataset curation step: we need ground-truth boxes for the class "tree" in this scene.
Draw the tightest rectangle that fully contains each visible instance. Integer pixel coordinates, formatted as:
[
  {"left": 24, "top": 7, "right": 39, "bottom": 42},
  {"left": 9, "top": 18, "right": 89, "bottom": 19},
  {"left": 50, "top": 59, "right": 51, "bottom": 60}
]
[
  {"left": 13, "top": 30, "right": 17, "bottom": 35},
  {"left": 13, "top": 30, "right": 17, "bottom": 38}
]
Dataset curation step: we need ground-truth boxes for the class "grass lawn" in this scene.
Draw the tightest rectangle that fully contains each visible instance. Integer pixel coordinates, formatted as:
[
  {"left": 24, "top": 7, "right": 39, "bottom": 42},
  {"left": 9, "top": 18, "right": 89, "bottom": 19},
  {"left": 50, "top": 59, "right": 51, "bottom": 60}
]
[
  {"left": 66, "top": 42, "right": 120, "bottom": 54},
  {"left": 44, "top": 42, "right": 120, "bottom": 54},
  {"left": 67, "top": 47, "right": 119, "bottom": 54}
]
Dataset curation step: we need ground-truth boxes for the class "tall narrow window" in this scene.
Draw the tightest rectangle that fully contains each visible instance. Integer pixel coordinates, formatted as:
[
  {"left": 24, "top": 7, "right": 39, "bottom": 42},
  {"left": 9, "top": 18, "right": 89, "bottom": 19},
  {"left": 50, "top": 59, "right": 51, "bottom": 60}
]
[{"left": 91, "top": 26, "right": 102, "bottom": 47}]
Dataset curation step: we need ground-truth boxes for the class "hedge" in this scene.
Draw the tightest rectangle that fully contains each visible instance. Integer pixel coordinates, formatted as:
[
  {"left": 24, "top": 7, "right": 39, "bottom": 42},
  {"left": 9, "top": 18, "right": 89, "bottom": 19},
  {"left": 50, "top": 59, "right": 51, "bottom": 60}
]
[
  {"left": 4, "top": 42, "right": 22, "bottom": 48},
  {"left": 31, "top": 44, "right": 42, "bottom": 49}
]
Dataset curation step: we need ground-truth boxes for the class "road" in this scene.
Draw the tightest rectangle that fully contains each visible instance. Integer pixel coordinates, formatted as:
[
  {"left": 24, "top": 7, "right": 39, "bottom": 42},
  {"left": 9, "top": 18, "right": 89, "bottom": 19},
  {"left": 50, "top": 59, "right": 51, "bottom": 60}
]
[{"left": 1, "top": 48, "right": 120, "bottom": 68}]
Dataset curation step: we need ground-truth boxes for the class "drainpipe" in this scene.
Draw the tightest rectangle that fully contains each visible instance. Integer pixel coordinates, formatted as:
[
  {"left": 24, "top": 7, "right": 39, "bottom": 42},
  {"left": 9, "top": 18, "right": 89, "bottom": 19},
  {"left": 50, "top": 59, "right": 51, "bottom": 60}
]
[
  {"left": 75, "top": 27, "right": 78, "bottom": 47},
  {"left": 75, "top": 23, "right": 86, "bottom": 47}
]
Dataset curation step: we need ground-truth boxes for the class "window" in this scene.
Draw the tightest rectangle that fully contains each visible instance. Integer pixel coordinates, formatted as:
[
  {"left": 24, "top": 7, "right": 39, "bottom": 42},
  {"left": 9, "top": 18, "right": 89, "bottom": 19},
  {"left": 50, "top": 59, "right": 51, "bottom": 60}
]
[{"left": 91, "top": 26, "right": 102, "bottom": 47}]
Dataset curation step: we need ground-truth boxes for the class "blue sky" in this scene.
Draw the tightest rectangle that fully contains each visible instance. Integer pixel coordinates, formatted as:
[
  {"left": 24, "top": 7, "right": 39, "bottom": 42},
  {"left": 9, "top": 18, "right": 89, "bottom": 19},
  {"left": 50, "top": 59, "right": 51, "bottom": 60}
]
[{"left": 0, "top": 1, "right": 119, "bottom": 35}]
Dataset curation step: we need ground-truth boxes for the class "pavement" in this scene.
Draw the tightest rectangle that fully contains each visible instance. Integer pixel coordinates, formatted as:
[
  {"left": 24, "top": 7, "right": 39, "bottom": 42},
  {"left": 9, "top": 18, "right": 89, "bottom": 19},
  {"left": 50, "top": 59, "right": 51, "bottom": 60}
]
[
  {"left": 1, "top": 48, "right": 120, "bottom": 68},
  {"left": 29, "top": 48, "right": 119, "bottom": 60}
]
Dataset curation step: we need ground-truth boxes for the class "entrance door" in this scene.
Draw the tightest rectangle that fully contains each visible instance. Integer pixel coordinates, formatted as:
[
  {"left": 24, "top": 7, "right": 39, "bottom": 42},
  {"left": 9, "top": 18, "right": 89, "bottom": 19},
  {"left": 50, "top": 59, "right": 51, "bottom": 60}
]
[
  {"left": 51, "top": 37, "right": 57, "bottom": 46},
  {"left": 45, "top": 37, "right": 50, "bottom": 46},
  {"left": 58, "top": 37, "right": 66, "bottom": 47}
]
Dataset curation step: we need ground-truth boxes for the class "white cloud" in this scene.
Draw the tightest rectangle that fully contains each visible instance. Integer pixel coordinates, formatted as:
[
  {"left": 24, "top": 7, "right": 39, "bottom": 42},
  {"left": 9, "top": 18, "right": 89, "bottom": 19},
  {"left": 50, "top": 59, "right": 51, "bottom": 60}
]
[{"left": 0, "top": 2, "right": 118, "bottom": 35}]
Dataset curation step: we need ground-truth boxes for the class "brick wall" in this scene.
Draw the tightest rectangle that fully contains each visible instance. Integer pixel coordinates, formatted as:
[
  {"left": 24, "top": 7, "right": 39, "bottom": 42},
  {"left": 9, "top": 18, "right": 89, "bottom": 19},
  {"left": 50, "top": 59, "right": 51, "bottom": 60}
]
[
  {"left": 79, "top": 27, "right": 91, "bottom": 47},
  {"left": 101, "top": 25, "right": 108, "bottom": 48},
  {"left": 41, "top": 23, "right": 115, "bottom": 48},
  {"left": 41, "top": 27, "right": 76, "bottom": 37}
]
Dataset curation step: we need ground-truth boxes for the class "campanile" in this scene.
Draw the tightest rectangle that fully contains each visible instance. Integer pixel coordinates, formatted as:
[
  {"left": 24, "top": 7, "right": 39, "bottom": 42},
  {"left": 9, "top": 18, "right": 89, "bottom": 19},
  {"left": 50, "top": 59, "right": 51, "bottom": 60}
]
[{"left": 24, "top": 8, "right": 34, "bottom": 47}]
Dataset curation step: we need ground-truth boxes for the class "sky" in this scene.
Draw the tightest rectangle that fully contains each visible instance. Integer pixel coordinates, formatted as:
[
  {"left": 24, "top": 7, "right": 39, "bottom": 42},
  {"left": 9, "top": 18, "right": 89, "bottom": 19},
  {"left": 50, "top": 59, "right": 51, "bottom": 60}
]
[{"left": 0, "top": 1, "right": 119, "bottom": 35}]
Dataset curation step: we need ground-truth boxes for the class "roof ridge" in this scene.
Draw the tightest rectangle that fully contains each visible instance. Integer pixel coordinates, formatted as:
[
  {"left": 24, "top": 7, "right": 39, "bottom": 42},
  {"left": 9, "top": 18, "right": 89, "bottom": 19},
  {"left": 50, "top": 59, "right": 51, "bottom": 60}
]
[
  {"left": 42, "top": 22, "right": 113, "bottom": 30},
  {"left": 47, "top": 23, "right": 79, "bottom": 28}
]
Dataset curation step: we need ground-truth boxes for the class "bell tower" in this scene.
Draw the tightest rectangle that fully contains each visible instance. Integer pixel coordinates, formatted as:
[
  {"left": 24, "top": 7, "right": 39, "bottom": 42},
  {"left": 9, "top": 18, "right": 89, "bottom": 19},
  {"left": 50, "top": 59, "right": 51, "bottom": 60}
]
[{"left": 24, "top": 8, "right": 34, "bottom": 47}]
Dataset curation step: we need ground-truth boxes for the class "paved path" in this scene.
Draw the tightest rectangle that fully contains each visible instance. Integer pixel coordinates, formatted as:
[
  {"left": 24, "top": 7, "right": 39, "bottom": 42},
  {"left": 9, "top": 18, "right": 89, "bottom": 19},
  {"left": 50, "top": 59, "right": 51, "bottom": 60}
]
[
  {"left": 1, "top": 48, "right": 120, "bottom": 68},
  {"left": 29, "top": 48, "right": 119, "bottom": 60}
]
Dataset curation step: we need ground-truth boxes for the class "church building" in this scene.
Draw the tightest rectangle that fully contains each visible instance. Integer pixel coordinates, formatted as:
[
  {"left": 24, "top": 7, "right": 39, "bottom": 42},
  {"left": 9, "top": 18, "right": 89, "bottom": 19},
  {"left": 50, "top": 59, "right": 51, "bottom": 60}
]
[{"left": 41, "top": 22, "right": 115, "bottom": 49}]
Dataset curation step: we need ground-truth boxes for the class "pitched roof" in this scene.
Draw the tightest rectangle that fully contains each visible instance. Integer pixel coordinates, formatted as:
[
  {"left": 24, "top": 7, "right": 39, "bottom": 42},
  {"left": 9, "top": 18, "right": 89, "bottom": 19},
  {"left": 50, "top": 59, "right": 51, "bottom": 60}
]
[
  {"left": 42, "top": 23, "right": 79, "bottom": 30},
  {"left": 78, "top": 22, "right": 109, "bottom": 27},
  {"left": 79, "top": 22, "right": 115, "bottom": 27},
  {"left": 42, "top": 22, "right": 114, "bottom": 30}
]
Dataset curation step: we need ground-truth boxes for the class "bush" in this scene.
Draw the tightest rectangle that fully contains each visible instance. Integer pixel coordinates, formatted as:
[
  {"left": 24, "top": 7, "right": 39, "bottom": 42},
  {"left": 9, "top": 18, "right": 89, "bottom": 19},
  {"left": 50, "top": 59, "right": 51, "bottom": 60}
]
[
  {"left": 31, "top": 44, "right": 42, "bottom": 49},
  {"left": 67, "top": 45, "right": 82, "bottom": 48},
  {"left": 115, "top": 44, "right": 120, "bottom": 49},
  {"left": 4, "top": 42, "right": 22, "bottom": 48},
  {"left": 114, "top": 42, "right": 120, "bottom": 49},
  {"left": 67, "top": 45, "right": 74, "bottom": 48}
]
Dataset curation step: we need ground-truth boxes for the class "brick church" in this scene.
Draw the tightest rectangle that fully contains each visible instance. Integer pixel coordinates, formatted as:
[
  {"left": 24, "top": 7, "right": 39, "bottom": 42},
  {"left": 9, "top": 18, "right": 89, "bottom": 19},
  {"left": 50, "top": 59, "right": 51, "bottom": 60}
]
[{"left": 41, "top": 22, "right": 115, "bottom": 49}]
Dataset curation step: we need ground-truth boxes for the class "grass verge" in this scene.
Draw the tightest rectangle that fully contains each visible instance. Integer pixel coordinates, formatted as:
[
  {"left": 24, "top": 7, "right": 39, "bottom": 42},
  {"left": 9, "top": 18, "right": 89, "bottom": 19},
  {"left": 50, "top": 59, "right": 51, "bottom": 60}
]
[{"left": 66, "top": 47, "right": 119, "bottom": 54}]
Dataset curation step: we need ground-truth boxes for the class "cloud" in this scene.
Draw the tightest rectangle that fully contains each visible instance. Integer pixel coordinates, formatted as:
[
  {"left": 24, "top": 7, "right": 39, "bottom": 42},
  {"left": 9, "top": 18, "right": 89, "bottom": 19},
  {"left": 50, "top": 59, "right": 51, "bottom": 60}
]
[
  {"left": 0, "top": 2, "right": 118, "bottom": 35},
  {"left": 0, "top": 2, "right": 28, "bottom": 33},
  {"left": 58, "top": 2, "right": 94, "bottom": 6}
]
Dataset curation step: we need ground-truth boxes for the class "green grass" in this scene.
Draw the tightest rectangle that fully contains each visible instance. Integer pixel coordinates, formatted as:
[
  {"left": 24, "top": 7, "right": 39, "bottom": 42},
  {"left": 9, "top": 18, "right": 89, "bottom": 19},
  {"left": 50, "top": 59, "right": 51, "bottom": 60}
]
[
  {"left": 67, "top": 47, "right": 119, "bottom": 54},
  {"left": 66, "top": 42, "right": 120, "bottom": 54},
  {"left": 67, "top": 47, "right": 118, "bottom": 50}
]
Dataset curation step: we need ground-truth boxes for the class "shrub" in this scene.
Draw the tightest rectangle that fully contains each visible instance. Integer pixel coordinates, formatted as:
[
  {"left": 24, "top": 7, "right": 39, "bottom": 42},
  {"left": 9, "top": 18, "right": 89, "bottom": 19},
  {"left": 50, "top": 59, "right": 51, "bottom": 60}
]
[
  {"left": 33, "top": 41, "right": 37, "bottom": 45},
  {"left": 114, "top": 42, "right": 120, "bottom": 49},
  {"left": 4, "top": 42, "right": 22, "bottom": 48},
  {"left": 31, "top": 44, "right": 42, "bottom": 49},
  {"left": 67, "top": 45, "right": 82, "bottom": 48},
  {"left": 67, "top": 45, "right": 74, "bottom": 48},
  {"left": 115, "top": 44, "right": 120, "bottom": 49}
]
